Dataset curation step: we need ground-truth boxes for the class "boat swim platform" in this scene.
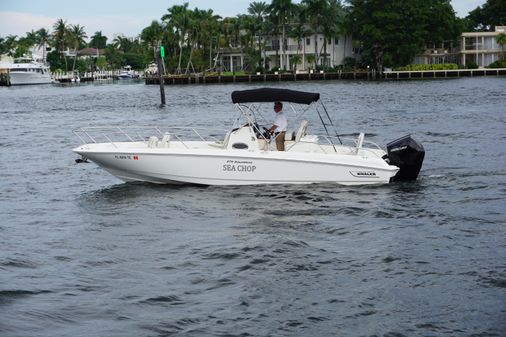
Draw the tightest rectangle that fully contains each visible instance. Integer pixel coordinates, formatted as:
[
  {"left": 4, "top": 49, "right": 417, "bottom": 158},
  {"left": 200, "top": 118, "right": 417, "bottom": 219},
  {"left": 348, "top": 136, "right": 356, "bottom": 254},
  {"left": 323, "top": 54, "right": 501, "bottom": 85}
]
[{"left": 145, "top": 68, "right": 506, "bottom": 85}]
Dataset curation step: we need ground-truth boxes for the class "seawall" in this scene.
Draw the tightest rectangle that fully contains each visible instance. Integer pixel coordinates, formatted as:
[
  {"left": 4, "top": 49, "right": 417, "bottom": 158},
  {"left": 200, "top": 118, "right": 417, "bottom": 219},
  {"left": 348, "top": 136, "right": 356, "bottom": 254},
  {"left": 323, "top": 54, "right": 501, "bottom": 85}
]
[{"left": 145, "top": 68, "right": 506, "bottom": 85}]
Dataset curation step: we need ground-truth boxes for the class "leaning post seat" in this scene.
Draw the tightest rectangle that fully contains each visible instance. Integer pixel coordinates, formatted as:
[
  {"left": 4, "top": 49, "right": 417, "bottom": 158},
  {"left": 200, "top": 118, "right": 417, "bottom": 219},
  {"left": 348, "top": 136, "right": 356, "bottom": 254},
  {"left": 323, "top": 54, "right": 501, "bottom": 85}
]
[
  {"left": 285, "top": 131, "right": 295, "bottom": 141},
  {"left": 158, "top": 133, "right": 171, "bottom": 148},
  {"left": 148, "top": 136, "right": 159, "bottom": 148},
  {"left": 295, "top": 120, "right": 309, "bottom": 142}
]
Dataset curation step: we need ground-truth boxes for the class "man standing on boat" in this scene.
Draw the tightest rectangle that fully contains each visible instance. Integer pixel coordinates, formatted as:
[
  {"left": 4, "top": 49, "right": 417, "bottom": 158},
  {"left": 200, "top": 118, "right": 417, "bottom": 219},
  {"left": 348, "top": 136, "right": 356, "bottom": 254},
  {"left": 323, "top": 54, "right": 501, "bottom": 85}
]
[{"left": 268, "top": 101, "right": 287, "bottom": 151}]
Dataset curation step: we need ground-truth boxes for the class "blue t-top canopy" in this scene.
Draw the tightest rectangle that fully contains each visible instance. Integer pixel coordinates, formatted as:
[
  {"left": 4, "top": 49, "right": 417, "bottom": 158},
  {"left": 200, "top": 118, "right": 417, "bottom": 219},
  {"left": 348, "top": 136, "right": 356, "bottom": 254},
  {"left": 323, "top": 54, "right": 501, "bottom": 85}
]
[{"left": 231, "top": 88, "right": 320, "bottom": 105}]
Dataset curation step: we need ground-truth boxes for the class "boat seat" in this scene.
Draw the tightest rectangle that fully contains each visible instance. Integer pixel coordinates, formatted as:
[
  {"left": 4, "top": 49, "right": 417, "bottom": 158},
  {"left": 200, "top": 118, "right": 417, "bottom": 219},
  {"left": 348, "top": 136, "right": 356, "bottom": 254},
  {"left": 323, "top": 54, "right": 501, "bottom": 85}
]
[
  {"left": 295, "top": 120, "right": 309, "bottom": 142},
  {"left": 148, "top": 136, "right": 159, "bottom": 148},
  {"left": 285, "top": 131, "right": 295, "bottom": 141},
  {"left": 355, "top": 133, "right": 365, "bottom": 154},
  {"left": 209, "top": 131, "right": 232, "bottom": 149},
  {"left": 158, "top": 133, "right": 170, "bottom": 148}
]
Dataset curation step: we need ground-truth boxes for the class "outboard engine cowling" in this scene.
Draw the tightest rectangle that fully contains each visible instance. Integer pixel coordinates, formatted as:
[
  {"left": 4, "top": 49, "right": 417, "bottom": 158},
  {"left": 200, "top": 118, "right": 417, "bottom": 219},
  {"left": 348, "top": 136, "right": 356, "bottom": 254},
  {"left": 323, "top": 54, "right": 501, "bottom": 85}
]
[{"left": 386, "top": 135, "right": 425, "bottom": 182}]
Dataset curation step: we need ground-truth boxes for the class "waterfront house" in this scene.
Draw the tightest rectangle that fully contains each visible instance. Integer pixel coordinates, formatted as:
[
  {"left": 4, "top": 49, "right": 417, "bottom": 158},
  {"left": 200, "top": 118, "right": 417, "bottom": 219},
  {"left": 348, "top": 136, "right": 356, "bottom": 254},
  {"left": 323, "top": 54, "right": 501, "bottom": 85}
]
[
  {"left": 217, "top": 32, "right": 353, "bottom": 73},
  {"left": 460, "top": 26, "right": 505, "bottom": 67},
  {"left": 264, "top": 33, "right": 353, "bottom": 71},
  {"left": 77, "top": 48, "right": 105, "bottom": 59},
  {"left": 413, "top": 41, "right": 460, "bottom": 65},
  {"left": 216, "top": 47, "right": 246, "bottom": 73}
]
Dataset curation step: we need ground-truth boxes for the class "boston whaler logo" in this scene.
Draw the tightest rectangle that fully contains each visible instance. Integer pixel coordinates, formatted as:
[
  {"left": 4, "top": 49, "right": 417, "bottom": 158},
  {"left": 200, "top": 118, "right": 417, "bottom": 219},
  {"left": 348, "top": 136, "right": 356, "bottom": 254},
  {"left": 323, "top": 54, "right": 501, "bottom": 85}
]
[
  {"left": 223, "top": 159, "right": 256, "bottom": 173},
  {"left": 349, "top": 170, "right": 378, "bottom": 178}
]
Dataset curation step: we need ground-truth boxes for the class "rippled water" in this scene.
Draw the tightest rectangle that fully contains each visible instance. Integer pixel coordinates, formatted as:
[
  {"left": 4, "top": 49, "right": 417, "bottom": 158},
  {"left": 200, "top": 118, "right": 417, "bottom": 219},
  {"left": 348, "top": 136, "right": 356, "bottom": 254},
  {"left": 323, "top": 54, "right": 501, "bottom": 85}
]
[{"left": 1, "top": 78, "right": 505, "bottom": 337}]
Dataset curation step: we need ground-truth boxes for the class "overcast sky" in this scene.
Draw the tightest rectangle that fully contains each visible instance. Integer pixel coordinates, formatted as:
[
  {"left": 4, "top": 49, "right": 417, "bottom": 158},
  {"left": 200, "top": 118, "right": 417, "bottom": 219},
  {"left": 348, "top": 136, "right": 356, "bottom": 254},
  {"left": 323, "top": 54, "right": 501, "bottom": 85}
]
[{"left": 0, "top": 0, "right": 487, "bottom": 40}]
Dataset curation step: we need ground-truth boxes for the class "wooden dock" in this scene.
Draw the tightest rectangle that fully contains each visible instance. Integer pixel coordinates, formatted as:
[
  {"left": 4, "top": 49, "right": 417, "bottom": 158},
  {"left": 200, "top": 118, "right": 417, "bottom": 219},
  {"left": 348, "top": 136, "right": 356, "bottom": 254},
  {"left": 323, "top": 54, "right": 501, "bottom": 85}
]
[
  {"left": 0, "top": 68, "right": 10, "bottom": 86},
  {"left": 53, "top": 71, "right": 116, "bottom": 83},
  {"left": 145, "top": 68, "right": 506, "bottom": 85}
]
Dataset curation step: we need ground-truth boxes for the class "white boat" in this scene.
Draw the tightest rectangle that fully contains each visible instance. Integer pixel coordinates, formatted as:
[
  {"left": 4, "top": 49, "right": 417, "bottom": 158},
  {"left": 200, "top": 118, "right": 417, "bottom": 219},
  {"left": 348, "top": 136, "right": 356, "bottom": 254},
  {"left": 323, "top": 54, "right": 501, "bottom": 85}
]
[
  {"left": 73, "top": 88, "right": 424, "bottom": 186},
  {"left": 1, "top": 57, "right": 52, "bottom": 85},
  {"left": 144, "top": 63, "right": 158, "bottom": 76},
  {"left": 117, "top": 65, "right": 134, "bottom": 79}
]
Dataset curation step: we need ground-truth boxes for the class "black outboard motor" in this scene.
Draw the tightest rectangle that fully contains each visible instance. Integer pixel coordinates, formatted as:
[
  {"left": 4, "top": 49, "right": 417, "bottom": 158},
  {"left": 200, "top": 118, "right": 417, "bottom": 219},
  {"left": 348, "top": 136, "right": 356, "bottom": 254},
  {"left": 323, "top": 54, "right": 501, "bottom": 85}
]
[{"left": 386, "top": 135, "right": 425, "bottom": 182}]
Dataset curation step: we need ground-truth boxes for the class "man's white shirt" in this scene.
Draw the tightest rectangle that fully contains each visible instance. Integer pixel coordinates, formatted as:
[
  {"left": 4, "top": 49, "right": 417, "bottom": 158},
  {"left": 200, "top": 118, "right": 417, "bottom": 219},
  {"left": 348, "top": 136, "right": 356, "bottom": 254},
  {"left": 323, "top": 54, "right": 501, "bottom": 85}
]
[{"left": 274, "top": 112, "right": 287, "bottom": 132}]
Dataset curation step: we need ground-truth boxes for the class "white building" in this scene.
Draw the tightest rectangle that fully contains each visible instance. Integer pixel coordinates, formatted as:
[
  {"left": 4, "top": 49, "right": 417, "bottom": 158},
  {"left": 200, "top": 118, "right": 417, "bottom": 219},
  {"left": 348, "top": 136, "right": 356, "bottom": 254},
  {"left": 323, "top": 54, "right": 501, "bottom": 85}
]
[
  {"left": 217, "top": 32, "right": 354, "bottom": 73},
  {"left": 460, "top": 26, "right": 506, "bottom": 67},
  {"left": 264, "top": 33, "right": 353, "bottom": 71}
]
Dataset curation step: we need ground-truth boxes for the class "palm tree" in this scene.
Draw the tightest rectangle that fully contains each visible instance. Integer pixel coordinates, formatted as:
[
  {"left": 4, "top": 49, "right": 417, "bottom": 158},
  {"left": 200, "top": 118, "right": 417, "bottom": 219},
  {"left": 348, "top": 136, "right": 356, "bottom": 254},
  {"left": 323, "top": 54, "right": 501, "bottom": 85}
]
[
  {"left": 3, "top": 35, "right": 18, "bottom": 57},
  {"left": 200, "top": 12, "right": 221, "bottom": 71},
  {"left": 68, "top": 24, "right": 87, "bottom": 72},
  {"left": 323, "top": 0, "right": 345, "bottom": 68},
  {"left": 290, "top": 54, "right": 302, "bottom": 72},
  {"left": 497, "top": 33, "right": 506, "bottom": 60},
  {"left": 248, "top": 1, "right": 269, "bottom": 69},
  {"left": 53, "top": 18, "right": 69, "bottom": 71},
  {"left": 89, "top": 31, "right": 107, "bottom": 49},
  {"left": 289, "top": 5, "right": 311, "bottom": 70},
  {"left": 185, "top": 8, "right": 211, "bottom": 74},
  {"left": 24, "top": 30, "right": 37, "bottom": 48},
  {"left": 302, "top": 0, "right": 327, "bottom": 67},
  {"left": 162, "top": 3, "right": 191, "bottom": 74},
  {"left": 269, "top": 0, "right": 295, "bottom": 70},
  {"left": 14, "top": 31, "right": 37, "bottom": 58},
  {"left": 112, "top": 35, "right": 135, "bottom": 52},
  {"left": 35, "top": 28, "right": 50, "bottom": 62},
  {"left": 306, "top": 54, "right": 316, "bottom": 71}
]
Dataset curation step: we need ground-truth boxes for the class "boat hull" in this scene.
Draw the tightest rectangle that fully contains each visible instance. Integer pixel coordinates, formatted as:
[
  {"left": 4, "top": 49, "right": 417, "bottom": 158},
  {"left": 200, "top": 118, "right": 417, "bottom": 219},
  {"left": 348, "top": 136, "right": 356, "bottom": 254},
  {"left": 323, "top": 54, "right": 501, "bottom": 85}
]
[
  {"left": 9, "top": 72, "right": 52, "bottom": 85},
  {"left": 73, "top": 145, "right": 399, "bottom": 186}
]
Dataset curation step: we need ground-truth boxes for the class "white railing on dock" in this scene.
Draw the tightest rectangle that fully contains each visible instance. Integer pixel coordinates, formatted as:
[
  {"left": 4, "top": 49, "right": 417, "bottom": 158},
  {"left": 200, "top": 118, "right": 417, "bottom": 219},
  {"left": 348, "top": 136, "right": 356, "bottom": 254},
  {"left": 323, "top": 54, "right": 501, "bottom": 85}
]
[{"left": 52, "top": 70, "right": 118, "bottom": 81}]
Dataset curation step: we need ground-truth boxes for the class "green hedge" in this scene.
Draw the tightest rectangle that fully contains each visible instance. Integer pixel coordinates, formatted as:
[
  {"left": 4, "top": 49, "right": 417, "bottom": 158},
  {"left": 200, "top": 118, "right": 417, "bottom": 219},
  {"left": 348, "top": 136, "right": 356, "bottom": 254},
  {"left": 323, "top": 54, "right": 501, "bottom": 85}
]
[
  {"left": 487, "top": 60, "right": 506, "bottom": 68},
  {"left": 394, "top": 63, "right": 459, "bottom": 71}
]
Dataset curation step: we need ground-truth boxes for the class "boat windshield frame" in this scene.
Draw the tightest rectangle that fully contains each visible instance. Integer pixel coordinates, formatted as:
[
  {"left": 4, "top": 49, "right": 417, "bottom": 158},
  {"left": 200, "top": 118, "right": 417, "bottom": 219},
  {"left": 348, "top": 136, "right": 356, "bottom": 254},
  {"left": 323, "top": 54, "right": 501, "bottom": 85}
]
[{"left": 233, "top": 95, "right": 342, "bottom": 147}]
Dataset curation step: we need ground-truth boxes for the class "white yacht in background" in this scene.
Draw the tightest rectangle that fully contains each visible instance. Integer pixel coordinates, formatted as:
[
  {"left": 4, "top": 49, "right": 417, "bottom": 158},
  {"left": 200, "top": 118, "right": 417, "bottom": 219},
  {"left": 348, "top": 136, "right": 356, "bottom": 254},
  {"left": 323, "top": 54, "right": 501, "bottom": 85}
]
[
  {"left": 117, "top": 65, "right": 134, "bottom": 79},
  {"left": 1, "top": 57, "right": 52, "bottom": 85},
  {"left": 73, "top": 88, "right": 425, "bottom": 186}
]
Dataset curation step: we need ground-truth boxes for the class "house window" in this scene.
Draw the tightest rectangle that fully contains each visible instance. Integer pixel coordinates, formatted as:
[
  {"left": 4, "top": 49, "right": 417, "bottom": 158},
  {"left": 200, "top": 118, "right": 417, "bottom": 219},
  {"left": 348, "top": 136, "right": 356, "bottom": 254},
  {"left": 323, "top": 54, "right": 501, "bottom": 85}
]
[
  {"left": 272, "top": 39, "right": 280, "bottom": 50},
  {"left": 335, "top": 38, "right": 339, "bottom": 45},
  {"left": 306, "top": 38, "right": 310, "bottom": 46}
]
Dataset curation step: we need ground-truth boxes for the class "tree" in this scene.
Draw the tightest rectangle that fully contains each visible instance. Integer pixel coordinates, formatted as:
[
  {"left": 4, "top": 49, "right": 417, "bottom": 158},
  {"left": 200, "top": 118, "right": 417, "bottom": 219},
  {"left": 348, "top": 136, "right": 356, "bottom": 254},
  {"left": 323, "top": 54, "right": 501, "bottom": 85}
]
[
  {"left": 289, "top": 5, "right": 311, "bottom": 69},
  {"left": 269, "top": 0, "right": 295, "bottom": 70},
  {"left": 348, "top": 0, "right": 460, "bottom": 70},
  {"left": 68, "top": 24, "right": 87, "bottom": 72},
  {"left": 105, "top": 45, "right": 124, "bottom": 68},
  {"left": 421, "top": 0, "right": 460, "bottom": 48},
  {"left": 35, "top": 28, "right": 50, "bottom": 61},
  {"left": 0, "top": 35, "right": 18, "bottom": 56},
  {"left": 306, "top": 54, "right": 316, "bottom": 70},
  {"left": 89, "top": 31, "right": 107, "bottom": 49},
  {"left": 497, "top": 32, "right": 506, "bottom": 59},
  {"left": 185, "top": 8, "right": 213, "bottom": 73},
  {"left": 302, "top": 0, "right": 328, "bottom": 67},
  {"left": 52, "top": 18, "right": 69, "bottom": 71},
  {"left": 290, "top": 54, "right": 302, "bottom": 71},
  {"left": 140, "top": 21, "right": 163, "bottom": 50},
  {"left": 466, "top": 0, "right": 506, "bottom": 31},
  {"left": 321, "top": 0, "right": 345, "bottom": 68},
  {"left": 162, "top": 2, "right": 191, "bottom": 73},
  {"left": 248, "top": 2, "right": 269, "bottom": 69}
]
